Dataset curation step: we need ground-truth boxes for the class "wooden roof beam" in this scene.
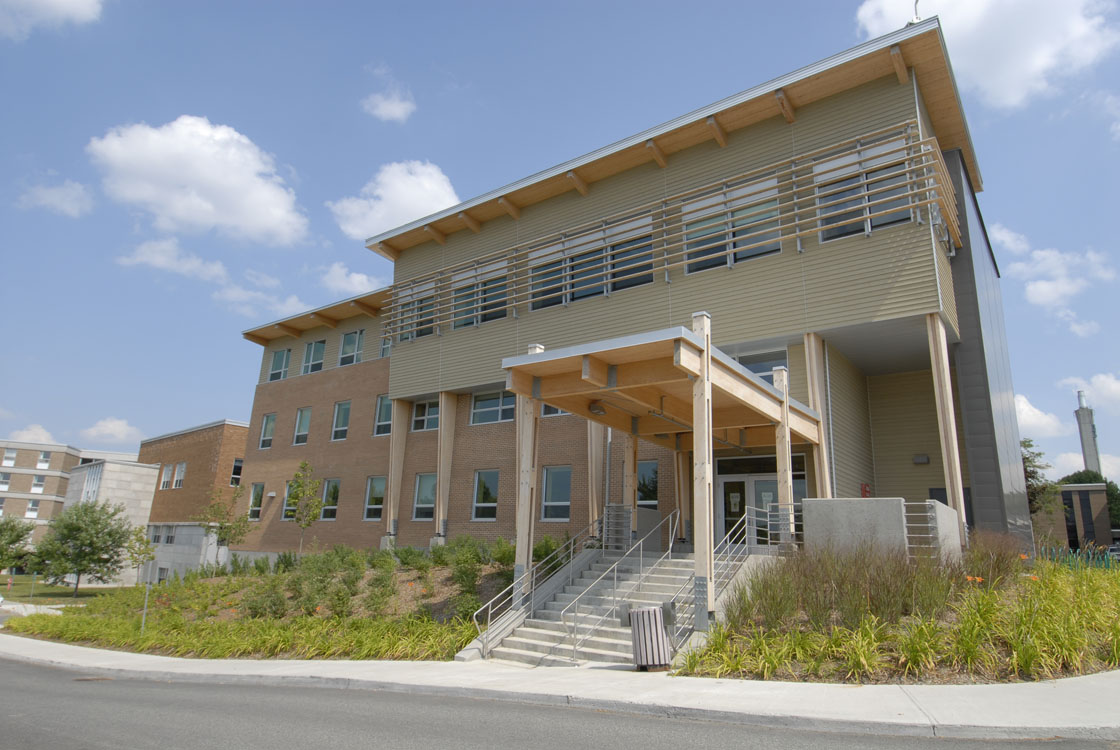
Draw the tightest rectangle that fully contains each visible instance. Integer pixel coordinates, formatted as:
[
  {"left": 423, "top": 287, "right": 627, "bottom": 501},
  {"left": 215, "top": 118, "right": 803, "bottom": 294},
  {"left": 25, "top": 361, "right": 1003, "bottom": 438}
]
[
  {"left": 424, "top": 224, "right": 447, "bottom": 245},
  {"left": 376, "top": 242, "right": 400, "bottom": 261},
  {"left": 890, "top": 45, "right": 909, "bottom": 84},
  {"left": 775, "top": 89, "right": 796, "bottom": 124},
  {"left": 243, "top": 333, "right": 268, "bottom": 346},
  {"left": 581, "top": 355, "right": 608, "bottom": 387},
  {"left": 311, "top": 313, "right": 338, "bottom": 329},
  {"left": 498, "top": 196, "right": 521, "bottom": 220},
  {"left": 566, "top": 170, "right": 590, "bottom": 196},
  {"left": 706, "top": 116, "right": 728, "bottom": 147},
  {"left": 458, "top": 211, "right": 482, "bottom": 233},
  {"left": 645, "top": 139, "right": 668, "bottom": 168},
  {"left": 350, "top": 300, "right": 381, "bottom": 317},
  {"left": 274, "top": 323, "right": 301, "bottom": 339}
]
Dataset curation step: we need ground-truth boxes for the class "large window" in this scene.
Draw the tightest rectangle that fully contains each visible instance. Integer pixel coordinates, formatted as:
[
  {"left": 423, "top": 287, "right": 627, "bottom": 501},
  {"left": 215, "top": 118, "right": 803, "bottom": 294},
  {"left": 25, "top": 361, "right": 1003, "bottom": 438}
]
[
  {"left": 2, "top": 449, "right": 15, "bottom": 467},
  {"left": 163, "top": 525, "right": 176, "bottom": 545},
  {"left": 736, "top": 350, "right": 787, "bottom": 386},
  {"left": 229, "top": 459, "right": 243, "bottom": 487},
  {"left": 637, "top": 460, "right": 659, "bottom": 509},
  {"left": 0, "top": 499, "right": 4, "bottom": 517},
  {"left": 150, "top": 524, "right": 161, "bottom": 543},
  {"left": 302, "top": 340, "right": 326, "bottom": 374},
  {"left": 472, "top": 470, "right": 499, "bottom": 520},
  {"left": 339, "top": 330, "right": 364, "bottom": 366},
  {"left": 364, "top": 476, "right": 386, "bottom": 521},
  {"left": 412, "top": 401, "right": 439, "bottom": 431},
  {"left": 331, "top": 401, "right": 351, "bottom": 441},
  {"left": 541, "top": 404, "right": 569, "bottom": 417},
  {"left": 282, "top": 482, "right": 297, "bottom": 520},
  {"left": 37, "top": 451, "right": 51, "bottom": 469},
  {"left": 471, "top": 391, "right": 515, "bottom": 424},
  {"left": 248, "top": 483, "right": 264, "bottom": 520},
  {"left": 379, "top": 336, "right": 391, "bottom": 359},
  {"left": 684, "top": 176, "right": 781, "bottom": 273},
  {"left": 412, "top": 473, "right": 436, "bottom": 520},
  {"left": 31, "top": 475, "right": 45, "bottom": 494},
  {"left": 815, "top": 138, "right": 910, "bottom": 242},
  {"left": 172, "top": 462, "right": 186, "bottom": 489},
  {"left": 398, "top": 282, "right": 435, "bottom": 342},
  {"left": 0, "top": 473, "right": 8, "bottom": 492},
  {"left": 609, "top": 236, "right": 654, "bottom": 291},
  {"left": 269, "top": 349, "right": 291, "bottom": 381},
  {"left": 540, "top": 466, "right": 571, "bottom": 521},
  {"left": 320, "top": 479, "right": 340, "bottom": 520},
  {"left": 293, "top": 407, "right": 311, "bottom": 445},
  {"left": 452, "top": 264, "right": 508, "bottom": 329},
  {"left": 159, "top": 464, "right": 174, "bottom": 490},
  {"left": 259, "top": 414, "right": 276, "bottom": 449},
  {"left": 373, "top": 395, "right": 392, "bottom": 436},
  {"left": 25, "top": 499, "right": 39, "bottom": 519}
]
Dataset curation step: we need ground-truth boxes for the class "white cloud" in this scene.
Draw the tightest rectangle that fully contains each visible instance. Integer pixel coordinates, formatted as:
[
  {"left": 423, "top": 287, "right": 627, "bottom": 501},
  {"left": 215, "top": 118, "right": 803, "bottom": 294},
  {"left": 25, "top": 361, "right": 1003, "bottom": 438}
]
[
  {"left": 362, "top": 90, "right": 417, "bottom": 124},
  {"left": 212, "top": 284, "right": 308, "bottom": 318},
  {"left": 856, "top": 0, "right": 1120, "bottom": 109},
  {"left": 1014, "top": 394, "right": 1073, "bottom": 438},
  {"left": 1052, "top": 452, "right": 1120, "bottom": 480},
  {"left": 988, "top": 222, "right": 1029, "bottom": 255},
  {"left": 17, "top": 179, "right": 93, "bottom": 218},
  {"left": 80, "top": 417, "right": 143, "bottom": 444},
  {"left": 9, "top": 424, "right": 55, "bottom": 443},
  {"left": 0, "top": 407, "right": 13, "bottom": 419},
  {"left": 320, "top": 262, "right": 383, "bottom": 296},
  {"left": 327, "top": 160, "right": 459, "bottom": 241},
  {"left": 1060, "top": 372, "right": 1120, "bottom": 415},
  {"left": 0, "top": 0, "right": 101, "bottom": 41},
  {"left": 116, "top": 237, "right": 229, "bottom": 284},
  {"left": 87, "top": 115, "right": 308, "bottom": 245},
  {"left": 244, "top": 268, "right": 281, "bottom": 289},
  {"left": 1088, "top": 90, "right": 1120, "bottom": 139}
]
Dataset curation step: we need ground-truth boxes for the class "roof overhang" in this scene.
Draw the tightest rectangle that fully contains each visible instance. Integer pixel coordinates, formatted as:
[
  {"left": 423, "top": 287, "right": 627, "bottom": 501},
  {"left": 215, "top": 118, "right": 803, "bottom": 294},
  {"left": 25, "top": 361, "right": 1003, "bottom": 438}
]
[
  {"left": 242, "top": 288, "right": 392, "bottom": 346},
  {"left": 502, "top": 327, "right": 820, "bottom": 453},
  {"left": 366, "top": 17, "right": 977, "bottom": 261}
]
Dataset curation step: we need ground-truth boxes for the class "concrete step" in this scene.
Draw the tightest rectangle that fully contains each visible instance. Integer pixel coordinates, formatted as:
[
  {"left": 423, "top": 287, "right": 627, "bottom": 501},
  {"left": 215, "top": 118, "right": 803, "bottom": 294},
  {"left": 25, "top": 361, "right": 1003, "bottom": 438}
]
[
  {"left": 523, "top": 617, "right": 631, "bottom": 639},
  {"left": 488, "top": 646, "right": 582, "bottom": 668},
  {"left": 562, "top": 580, "right": 684, "bottom": 597},
  {"left": 495, "top": 637, "right": 633, "bottom": 666},
  {"left": 546, "top": 592, "right": 673, "bottom": 611},
  {"left": 509, "top": 627, "right": 632, "bottom": 655}
]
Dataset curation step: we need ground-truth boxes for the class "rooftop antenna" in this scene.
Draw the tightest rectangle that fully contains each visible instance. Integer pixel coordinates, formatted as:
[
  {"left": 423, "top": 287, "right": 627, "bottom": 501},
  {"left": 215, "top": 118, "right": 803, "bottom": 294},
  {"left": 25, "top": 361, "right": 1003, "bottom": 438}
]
[{"left": 907, "top": 0, "right": 922, "bottom": 25}]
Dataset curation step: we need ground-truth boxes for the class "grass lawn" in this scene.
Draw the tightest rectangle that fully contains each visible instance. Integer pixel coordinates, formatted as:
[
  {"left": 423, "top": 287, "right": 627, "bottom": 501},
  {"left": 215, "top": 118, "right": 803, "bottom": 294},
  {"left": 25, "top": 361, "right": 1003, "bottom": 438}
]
[{"left": 1, "top": 575, "right": 131, "bottom": 605}]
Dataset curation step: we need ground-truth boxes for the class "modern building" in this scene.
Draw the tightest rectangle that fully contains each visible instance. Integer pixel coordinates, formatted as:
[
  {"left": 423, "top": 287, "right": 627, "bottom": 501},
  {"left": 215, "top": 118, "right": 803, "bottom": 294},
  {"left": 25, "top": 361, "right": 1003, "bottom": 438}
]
[
  {"left": 232, "top": 17, "right": 1031, "bottom": 574},
  {"left": 1033, "top": 483, "right": 1111, "bottom": 551}
]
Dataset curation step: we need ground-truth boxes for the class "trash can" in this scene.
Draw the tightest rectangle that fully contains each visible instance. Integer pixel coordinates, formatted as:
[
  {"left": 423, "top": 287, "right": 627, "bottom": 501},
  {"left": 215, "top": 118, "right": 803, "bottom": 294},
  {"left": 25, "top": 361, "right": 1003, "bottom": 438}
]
[{"left": 630, "top": 606, "right": 672, "bottom": 671}]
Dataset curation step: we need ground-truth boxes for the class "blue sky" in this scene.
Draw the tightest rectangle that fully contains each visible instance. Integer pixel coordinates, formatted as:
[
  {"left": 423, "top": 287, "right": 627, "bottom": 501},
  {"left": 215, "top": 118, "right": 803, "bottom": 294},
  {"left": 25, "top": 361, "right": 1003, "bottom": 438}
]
[{"left": 1, "top": 0, "right": 1117, "bottom": 481}]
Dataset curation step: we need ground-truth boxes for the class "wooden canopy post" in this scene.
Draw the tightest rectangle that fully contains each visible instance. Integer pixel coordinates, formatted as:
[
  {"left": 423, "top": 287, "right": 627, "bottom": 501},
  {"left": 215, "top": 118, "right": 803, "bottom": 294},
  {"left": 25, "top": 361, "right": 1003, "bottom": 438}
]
[
  {"left": 433, "top": 391, "right": 457, "bottom": 546},
  {"left": 674, "top": 449, "right": 691, "bottom": 542},
  {"left": 691, "top": 312, "right": 715, "bottom": 624},
  {"left": 621, "top": 432, "right": 639, "bottom": 533},
  {"left": 381, "top": 399, "right": 412, "bottom": 550},
  {"left": 773, "top": 367, "right": 795, "bottom": 547},
  {"left": 926, "top": 313, "right": 968, "bottom": 547},
  {"left": 587, "top": 421, "right": 606, "bottom": 531},
  {"left": 803, "top": 332, "right": 833, "bottom": 499},
  {"left": 514, "top": 344, "right": 544, "bottom": 604}
]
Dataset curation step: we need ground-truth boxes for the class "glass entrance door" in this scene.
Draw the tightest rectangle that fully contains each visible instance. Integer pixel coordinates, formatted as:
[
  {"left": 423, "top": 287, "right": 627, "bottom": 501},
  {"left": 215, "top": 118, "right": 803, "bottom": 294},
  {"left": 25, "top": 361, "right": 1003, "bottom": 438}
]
[
  {"left": 749, "top": 475, "right": 778, "bottom": 546},
  {"left": 719, "top": 478, "right": 747, "bottom": 545}
]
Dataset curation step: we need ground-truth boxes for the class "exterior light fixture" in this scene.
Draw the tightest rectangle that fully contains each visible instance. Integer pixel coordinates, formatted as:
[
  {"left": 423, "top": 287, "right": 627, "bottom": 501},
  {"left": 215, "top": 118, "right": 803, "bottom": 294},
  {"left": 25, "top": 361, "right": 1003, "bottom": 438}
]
[
  {"left": 588, "top": 401, "right": 607, "bottom": 416},
  {"left": 912, "top": 454, "right": 930, "bottom": 465}
]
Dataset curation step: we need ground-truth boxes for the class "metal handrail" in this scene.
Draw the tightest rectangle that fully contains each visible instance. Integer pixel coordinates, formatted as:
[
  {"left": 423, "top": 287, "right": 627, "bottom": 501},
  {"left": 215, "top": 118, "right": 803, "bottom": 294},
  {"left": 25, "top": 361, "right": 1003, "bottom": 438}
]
[
  {"left": 471, "top": 517, "right": 602, "bottom": 657},
  {"left": 562, "top": 510, "right": 678, "bottom": 661}
]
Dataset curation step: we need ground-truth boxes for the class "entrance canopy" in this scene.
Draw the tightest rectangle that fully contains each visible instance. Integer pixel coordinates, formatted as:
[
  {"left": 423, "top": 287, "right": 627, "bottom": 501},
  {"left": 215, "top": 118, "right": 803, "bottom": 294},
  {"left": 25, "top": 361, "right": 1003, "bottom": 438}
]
[{"left": 502, "top": 326, "right": 821, "bottom": 450}]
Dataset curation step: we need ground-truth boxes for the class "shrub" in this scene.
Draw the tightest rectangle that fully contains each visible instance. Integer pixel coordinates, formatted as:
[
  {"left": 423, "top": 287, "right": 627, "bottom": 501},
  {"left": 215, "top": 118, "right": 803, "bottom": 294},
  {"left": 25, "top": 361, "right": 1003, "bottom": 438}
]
[
  {"left": 394, "top": 546, "right": 430, "bottom": 571},
  {"left": 241, "top": 576, "right": 288, "bottom": 619},
  {"left": 326, "top": 581, "right": 352, "bottom": 618},
  {"left": 429, "top": 543, "right": 451, "bottom": 566},
  {"left": 274, "top": 551, "right": 297, "bottom": 574},
  {"left": 229, "top": 554, "right": 251, "bottom": 576},
  {"left": 252, "top": 557, "right": 271, "bottom": 576},
  {"left": 453, "top": 592, "right": 482, "bottom": 620},
  {"left": 964, "top": 531, "right": 1025, "bottom": 588},
  {"left": 490, "top": 537, "right": 516, "bottom": 568},
  {"left": 451, "top": 549, "right": 481, "bottom": 595},
  {"left": 532, "top": 535, "right": 559, "bottom": 563}
]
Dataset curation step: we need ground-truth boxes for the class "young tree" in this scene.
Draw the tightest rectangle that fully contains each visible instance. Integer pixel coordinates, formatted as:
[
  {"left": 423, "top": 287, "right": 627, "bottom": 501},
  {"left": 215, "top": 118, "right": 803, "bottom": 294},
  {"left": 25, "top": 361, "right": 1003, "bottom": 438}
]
[
  {"left": 124, "top": 526, "right": 156, "bottom": 585},
  {"left": 0, "top": 516, "right": 34, "bottom": 573},
  {"left": 34, "top": 501, "right": 133, "bottom": 596},
  {"left": 286, "top": 461, "right": 323, "bottom": 556},
  {"left": 1021, "top": 438, "right": 1060, "bottom": 515},
  {"left": 191, "top": 485, "right": 251, "bottom": 551}
]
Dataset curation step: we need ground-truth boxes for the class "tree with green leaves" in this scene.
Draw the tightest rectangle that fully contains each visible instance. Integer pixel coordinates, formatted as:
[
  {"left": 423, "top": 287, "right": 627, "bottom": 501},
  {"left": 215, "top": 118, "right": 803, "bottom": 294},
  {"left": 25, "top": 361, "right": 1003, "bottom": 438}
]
[
  {"left": 192, "top": 485, "right": 251, "bottom": 552},
  {"left": 124, "top": 526, "right": 156, "bottom": 585},
  {"left": 286, "top": 461, "right": 323, "bottom": 556},
  {"left": 0, "top": 516, "right": 35, "bottom": 573},
  {"left": 1021, "top": 438, "right": 1060, "bottom": 515},
  {"left": 1058, "top": 468, "right": 1120, "bottom": 528},
  {"left": 34, "top": 501, "right": 133, "bottom": 596}
]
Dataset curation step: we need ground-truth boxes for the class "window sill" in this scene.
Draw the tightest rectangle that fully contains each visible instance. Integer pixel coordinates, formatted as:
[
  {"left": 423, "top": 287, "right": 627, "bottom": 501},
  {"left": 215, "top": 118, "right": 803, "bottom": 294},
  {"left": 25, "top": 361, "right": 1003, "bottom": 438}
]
[
  {"left": 363, "top": 516, "right": 384, "bottom": 522},
  {"left": 470, "top": 517, "right": 497, "bottom": 523},
  {"left": 539, "top": 518, "right": 570, "bottom": 523}
]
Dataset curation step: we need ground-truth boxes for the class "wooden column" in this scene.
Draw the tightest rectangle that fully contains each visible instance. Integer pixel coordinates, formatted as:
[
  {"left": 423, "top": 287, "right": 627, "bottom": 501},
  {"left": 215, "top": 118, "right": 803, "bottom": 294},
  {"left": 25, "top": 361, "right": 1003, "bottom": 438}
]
[
  {"left": 926, "top": 313, "right": 968, "bottom": 546},
  {"left": 674, "top": 449, "right": 692, "bottom": 542},
  {"left": 691, "top": 312, "right": 714, "bottom": 622},
  {"left": 381, "top": 399, "right": 412, "bottom": 549},
  {"left": 621, "top": 431, "right": 639, "bottom": 533},
  {"left": 433, "top": 391, "right": 457, "bottom": 544},
  {"left": 773, "top": 367, "right": 795, "bottom": 546},
  {"left": 514, "top": 345, "right": 544, "bottom": 601},
  {"left": 802, "top": 332, "right": 833, "bottom": 499},
  {"left": 586, "top": 421, "right": 606, "bottom": 529}
]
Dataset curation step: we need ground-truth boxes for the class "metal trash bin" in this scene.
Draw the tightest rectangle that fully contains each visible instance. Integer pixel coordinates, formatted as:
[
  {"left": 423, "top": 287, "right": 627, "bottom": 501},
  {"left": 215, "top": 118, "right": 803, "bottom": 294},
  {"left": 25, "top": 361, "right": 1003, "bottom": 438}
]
[{"left": 629, "top": 606, "right": 672, "bottom": 671}]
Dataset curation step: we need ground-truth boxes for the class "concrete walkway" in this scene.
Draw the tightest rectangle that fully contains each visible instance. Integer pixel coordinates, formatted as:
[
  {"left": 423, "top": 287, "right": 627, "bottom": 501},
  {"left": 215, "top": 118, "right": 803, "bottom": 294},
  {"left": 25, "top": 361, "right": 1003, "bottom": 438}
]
[{"left": 0, "top": 631, "right": 1116, "bottom": 740}]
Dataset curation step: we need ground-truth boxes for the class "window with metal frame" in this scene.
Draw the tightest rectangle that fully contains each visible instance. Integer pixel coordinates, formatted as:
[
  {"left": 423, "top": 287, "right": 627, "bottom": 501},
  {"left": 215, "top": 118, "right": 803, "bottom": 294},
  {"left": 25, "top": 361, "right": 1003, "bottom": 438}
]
[
  {"left": 31, "top": 475, "right": 45, "bottom": 494},
  {"left": 540, "top": 466, "right": 571, "bottom": 521},
  {"left": 229, "top": 459, "right": 243, "bottom": 487},
  {"left": 412, "top": 473, "right": 436, "bottom": 520},
  {"left": 412, "top": 401, "right": 439, "bottom": 431},
  {"left": 471, "top": 391, "right": 515, "bottom": 424},
  {"left": 320, "top": 479, "right": 340, "bottom": 520},
  {"left": 25, "top": 499, "right": 39, "bottom": 518},
  {"left": 331, "top": 401, "right": 351, "bottom": 441},
  {"left": 163, "top": 525, "right": 175, "bottom": 545},
  {"left": 379, "top": 335, "right": 391, "bottom": 358},
  {"left": 248, "top": 483, "right": 264, "bottom": 520},
  {"left": 259, "top": 414, "right": 276, "bottom": 449},
  {"left": 282, "top": 481, "right": 297, "bottom": 520},
  {"left": 159, "top": 464, "right": 174, "bottom": 489},
  {"left": 637, "top": 460, "right": 658, "bottom": 509},
  {"left": 37, "top": 451, "right": 51, "bottom": 469},
  {"left": 0, "top": 473, "right": 8, "bottom": 491},
  {"left": 609, "top": 235, "right": 654, "bottom": 291},
  {"left": 302, "top": 340, "right": 326, "bottom": 374},
  {"left": 541, "top": 404, "right": 569, "bottom": 417},
  {"left": 736, "top": 350, "right": 788, "bottom": 386},
  {"left": 293, "top": 408, "right": 311, "bottom": 445},
  {"left": 364, "top": 476, "right": 386, "bottom": 520},
  {"left": 397, "top": 281, "right": 436, "bottom": 341},
  {"left": 814, "top": 137, "right": 911, "bottom": 242},
  {"left": 269, "top": 349, "right": 291, "bottom": 381},
  {"left": 683, "top": 176, "right": 781, "bottom": 273},
  {"left": 373, "top": 395, "right": 392, "bottom": 436},
  {"left": 472, "top": 469, "right": 499, "bottom": 520},
  {"left": 172, "top": 462, "right": 186, "bottom": 489},
  {"left": 2, "top": 449, "right": 15, "bottom": 467},
  {"left": 0, "top": 499, "right": 4, "bottom": 517},
  {"left": 150, "top": 525, "right": 161, "bottom": 543},
  {"left": 339, "top": 330, "right": 364, "bottom": 366}
]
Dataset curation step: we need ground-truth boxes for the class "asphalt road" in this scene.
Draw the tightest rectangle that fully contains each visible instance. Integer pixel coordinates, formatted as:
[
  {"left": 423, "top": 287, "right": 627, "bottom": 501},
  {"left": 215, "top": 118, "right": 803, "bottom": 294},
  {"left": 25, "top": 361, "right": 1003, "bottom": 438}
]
[{"left": 1, "top": 658, "right": 1117, "bottom": 750}]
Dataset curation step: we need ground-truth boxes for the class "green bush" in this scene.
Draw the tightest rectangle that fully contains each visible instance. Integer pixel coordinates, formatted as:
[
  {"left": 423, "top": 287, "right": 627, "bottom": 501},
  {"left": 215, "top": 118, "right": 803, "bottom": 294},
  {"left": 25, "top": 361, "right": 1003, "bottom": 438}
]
[
  {"left": 252, "top": 557, "right": 271, "bottom": 576},
  {"left": 242, "top": 576, "right": 288, "bottom": 619},
  {"left": 490, "top": 537, "right": 516, "bottom": 568},
  {"left": 532, "top": 535, "right": 559, "bottom": 563},
  {"left": 394, "top": 546, "right": 430, "bottom": 571},
  {"left": 453, "top": 592, "right": 482, "bottom": 620},
  {"left": 451, "top": 549, "right": 481, "bottom": 595},
  {"left": 429, "top": 543, "right": 451, "bottom": 566},
  {"left": 964, "top": 530, "right": 1025, "bottom": 587},
  {"left": 274, "top": 551, "right": 297, "bottom": 574},
  {"left": 326, "top": 581, "right": 352, "bottom": 618}
]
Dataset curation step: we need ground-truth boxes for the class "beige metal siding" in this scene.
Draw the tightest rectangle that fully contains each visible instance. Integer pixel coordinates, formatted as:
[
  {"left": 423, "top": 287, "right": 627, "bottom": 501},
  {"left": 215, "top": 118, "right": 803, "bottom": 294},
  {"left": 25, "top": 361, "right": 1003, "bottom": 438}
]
[
  {"left": 826, "top": 346, "right": 874, "bottom": 497},
  {"left": 935, "top": 241, "right": 959, "bottom": 336},
  {"left": 867, "top": 368, "right": 970, "bottom": 503}
]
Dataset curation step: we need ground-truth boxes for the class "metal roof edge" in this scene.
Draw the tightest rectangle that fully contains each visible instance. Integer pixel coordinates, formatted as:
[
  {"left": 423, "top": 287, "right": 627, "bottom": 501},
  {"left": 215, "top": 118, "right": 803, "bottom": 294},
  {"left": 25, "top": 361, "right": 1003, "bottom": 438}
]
[
  {"left": 140, "top": 419, "right": 250, "bottom": 445},
  {"left": 241, "top": 286, "right": 393, "bottom": 337}
]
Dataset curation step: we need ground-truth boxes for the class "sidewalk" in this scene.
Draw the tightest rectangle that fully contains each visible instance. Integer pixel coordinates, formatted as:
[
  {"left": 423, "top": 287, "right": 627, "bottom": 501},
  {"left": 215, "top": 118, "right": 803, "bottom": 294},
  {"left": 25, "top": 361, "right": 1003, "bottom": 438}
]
[{"left": 0, "top": 631, "right": 1117, "bottom": 740}]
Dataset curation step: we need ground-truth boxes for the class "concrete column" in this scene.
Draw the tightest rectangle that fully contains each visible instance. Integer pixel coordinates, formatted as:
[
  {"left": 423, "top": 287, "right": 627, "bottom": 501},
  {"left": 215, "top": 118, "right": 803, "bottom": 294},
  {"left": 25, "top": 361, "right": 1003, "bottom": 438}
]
[
  {"left": 621, "top": 431, "right": 639, "bottom": 533},
  {"left": 802, "top": 332, "right": 833, "bottom": 499},
  {"left": 381, "top": 398, "right": 412, "bottom": 550},
  {"left": 674, "top": 449, "right": 692, "bottom": 542},
  {"left": 513, "top": 344, "right": 544, "bottom": 602},
  {"left": 773, "top": 366, "right": 795, "bottom": 546},
  {"left": 691, "top": 312, "right": 714, "bottom": 623},
  {"left": 432, "top": 391, "right": 457, "bottom": 547},
  {"left": 926, "top": 313, "right": 968, "bottom": 546},
  {"left": 586, "top": 421, "right": 606, "bottom": 529}
]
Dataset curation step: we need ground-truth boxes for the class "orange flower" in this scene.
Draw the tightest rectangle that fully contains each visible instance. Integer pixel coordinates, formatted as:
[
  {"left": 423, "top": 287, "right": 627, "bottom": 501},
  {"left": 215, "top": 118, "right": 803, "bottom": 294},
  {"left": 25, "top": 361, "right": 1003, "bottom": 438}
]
[
  {"left": 408, "top": 582, "right": 414, "bottom": 587},
  {"left": 1020, "top": 554, "right": 1029, "bottom": 560},
  {"left": 1030, "top": 575, "right": 1039, "bottom": 581}
]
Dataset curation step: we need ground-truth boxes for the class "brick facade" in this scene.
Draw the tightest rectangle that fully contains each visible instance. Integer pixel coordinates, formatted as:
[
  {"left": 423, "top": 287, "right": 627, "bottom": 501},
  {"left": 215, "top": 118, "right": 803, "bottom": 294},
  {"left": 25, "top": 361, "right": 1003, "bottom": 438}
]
[{"left": 139, "top": 421, "right": 249, "bottom": 523}]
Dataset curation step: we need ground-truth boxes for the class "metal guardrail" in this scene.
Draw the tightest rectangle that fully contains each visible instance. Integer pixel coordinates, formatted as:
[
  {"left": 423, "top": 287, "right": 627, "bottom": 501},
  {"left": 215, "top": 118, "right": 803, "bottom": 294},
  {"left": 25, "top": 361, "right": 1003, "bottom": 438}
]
[
  {"left": 471, "top": 518, "right": 602, "bottom": 657},
  {"left": 904, "top": 499, "right": 938, "bottom": 559},
  {"left": 562, "top": 510, "right": 679, "bottom": 661}
]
